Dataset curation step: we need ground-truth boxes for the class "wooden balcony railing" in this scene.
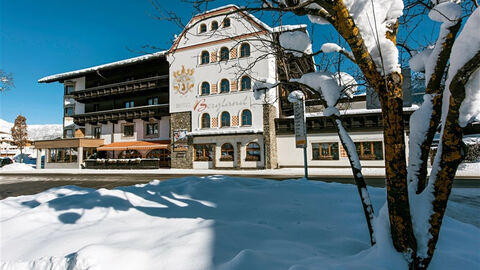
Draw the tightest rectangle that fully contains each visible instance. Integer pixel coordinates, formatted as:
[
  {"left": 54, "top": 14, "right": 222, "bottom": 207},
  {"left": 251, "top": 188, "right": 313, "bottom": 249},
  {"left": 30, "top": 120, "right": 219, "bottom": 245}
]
[
  {"left": 73, "top": 75, "right": 168, "bottom": 101},
  {"left": 73, "top": 104, "right": 169, "bottom": 125}
]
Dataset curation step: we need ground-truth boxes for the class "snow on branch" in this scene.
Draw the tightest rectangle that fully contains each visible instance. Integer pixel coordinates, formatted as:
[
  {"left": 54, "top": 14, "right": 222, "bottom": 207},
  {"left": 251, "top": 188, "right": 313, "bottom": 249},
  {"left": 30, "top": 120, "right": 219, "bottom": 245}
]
[
  {"left": 321, "top": 43, "right": 355, "bottom": 62},
  {"left": 279, "top": 30, "right": 312, "bottom": 57}
]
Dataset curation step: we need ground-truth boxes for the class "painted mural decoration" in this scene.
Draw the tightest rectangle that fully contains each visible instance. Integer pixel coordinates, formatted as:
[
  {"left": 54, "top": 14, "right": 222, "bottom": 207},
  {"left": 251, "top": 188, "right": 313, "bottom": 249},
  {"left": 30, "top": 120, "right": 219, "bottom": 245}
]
[{"left": 173, "top": 65, "right": 195, "bottom": 95}]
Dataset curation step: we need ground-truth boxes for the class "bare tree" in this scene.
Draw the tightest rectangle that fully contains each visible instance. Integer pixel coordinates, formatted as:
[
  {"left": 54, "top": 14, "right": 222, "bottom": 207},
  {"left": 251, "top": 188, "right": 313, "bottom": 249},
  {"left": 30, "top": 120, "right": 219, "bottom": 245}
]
[
  {"left": 11, "top": 115, "right": 28, "bottom": 163},
  {"left": 0, "top": 70, "right": 14, "bottom": 92}
]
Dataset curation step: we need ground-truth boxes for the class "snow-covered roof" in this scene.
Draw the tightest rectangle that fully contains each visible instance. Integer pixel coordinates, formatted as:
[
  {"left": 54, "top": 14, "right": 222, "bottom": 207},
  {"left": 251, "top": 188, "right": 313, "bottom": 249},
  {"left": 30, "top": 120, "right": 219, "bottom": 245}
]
[{"left": 38, "top": 51, "right": 167, "bottom": 83}]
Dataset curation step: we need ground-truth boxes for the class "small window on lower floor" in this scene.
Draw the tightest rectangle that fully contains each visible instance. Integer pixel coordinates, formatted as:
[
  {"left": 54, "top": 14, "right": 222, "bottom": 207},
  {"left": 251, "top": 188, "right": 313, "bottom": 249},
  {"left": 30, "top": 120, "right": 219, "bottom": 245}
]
[
  {"left": 220, "top": 143, "right": 234, "bottom": 161},
  {"left": 146, "top": 123, "right": 159, "bottom": 136},
  {"left": 92, "top": 126, "right": 101, "bottom": 139},
  {"left": 312, "top": 143, "right": 339, "bottom": 160},
  {"left": 65, "top": 129, "right": 74, "bottom": 138},
  {"left": 194, "top": 144, "right": 213, "bottom": 161},
  {"left": 355, "top": 141, "right": 383, "bottom": 160},
  {"left": 246, "top": 142, "right": 260, "bottom": 161},
  {"left": 123, "top": 125, "right": 134, "bottom": 137}
]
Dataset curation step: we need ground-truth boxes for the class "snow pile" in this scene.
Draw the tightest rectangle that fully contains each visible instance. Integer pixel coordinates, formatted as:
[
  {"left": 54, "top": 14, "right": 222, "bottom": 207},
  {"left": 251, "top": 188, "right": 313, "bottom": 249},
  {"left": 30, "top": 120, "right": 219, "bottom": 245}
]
[
  {"left": 287, "top": 90, "right": 305, "bottom": 103},
  {"left": 1, "top": 177, "right": 478, "bottom": 270},
  {"left": 321, "top": 43, "right": 355, "bottom": 60},
  {"left": 279, "top": 30, "right": 312, "bottom": 57},
  {"left": 0, "top": 119, "right": 62, "bottom": 140},
  {"left": 0, "top": 163, "right": 34, "bottom": 171}
]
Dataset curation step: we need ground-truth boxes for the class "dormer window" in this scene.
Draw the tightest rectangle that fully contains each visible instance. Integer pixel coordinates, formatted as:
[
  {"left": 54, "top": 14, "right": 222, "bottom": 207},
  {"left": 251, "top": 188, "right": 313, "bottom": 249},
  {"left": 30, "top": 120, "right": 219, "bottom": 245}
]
[
  {"left": 223, "top": 18, "right": 231, "bottom": 28},
  {"left": 199, "top": 24, "right": 207, "bottom": 33},
  {"left": 211, "top": 21, "right": 219, "bottom": 31}
]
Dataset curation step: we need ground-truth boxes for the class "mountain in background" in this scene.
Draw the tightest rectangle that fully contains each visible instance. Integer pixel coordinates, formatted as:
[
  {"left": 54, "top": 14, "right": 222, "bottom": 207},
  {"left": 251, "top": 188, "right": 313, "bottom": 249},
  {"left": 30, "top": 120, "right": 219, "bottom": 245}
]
[{"left": 0, "top": 119, "right": 62, "bottom": 140}]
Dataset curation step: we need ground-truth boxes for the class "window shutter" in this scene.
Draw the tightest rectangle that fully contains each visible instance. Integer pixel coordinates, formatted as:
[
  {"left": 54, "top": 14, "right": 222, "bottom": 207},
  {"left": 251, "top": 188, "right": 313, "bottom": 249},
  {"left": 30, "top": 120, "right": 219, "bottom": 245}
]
[
  {"left": 210, "top": 51, "right": 217, "bottom": 62},
  {"left": 211, "top": 84, "right": 217, "bottom": 94},
  {"left": 230, "top": 47, "right": 237, "bottom": 59},
  {"left": 231, "top": 80, "right": 238, "bottom": 92}
]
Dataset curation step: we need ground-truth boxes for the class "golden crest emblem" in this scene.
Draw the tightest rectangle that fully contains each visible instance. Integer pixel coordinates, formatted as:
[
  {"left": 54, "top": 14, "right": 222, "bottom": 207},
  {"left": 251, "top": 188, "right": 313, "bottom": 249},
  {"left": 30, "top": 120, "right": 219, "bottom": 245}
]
[{"left": 173, "top": 65, "right": 195, "bottom": 95}]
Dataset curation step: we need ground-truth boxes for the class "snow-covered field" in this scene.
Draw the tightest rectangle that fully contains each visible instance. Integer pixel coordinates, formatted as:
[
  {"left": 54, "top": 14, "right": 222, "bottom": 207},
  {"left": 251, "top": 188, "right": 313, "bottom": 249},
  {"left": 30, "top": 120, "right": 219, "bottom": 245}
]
[
  {"left": 0, "top": 176, "right": 478, "bottom": 270},
  {"left": 0, "top": 163, "right": 34, "bottom": 171}
]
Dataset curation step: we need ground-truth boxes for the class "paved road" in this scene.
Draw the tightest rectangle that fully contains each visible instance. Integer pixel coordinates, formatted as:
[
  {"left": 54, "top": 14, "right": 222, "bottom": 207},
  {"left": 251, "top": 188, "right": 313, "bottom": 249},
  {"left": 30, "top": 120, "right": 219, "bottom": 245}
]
[{"left": 1, "top": 173, "right": 479, "bottom": 199}]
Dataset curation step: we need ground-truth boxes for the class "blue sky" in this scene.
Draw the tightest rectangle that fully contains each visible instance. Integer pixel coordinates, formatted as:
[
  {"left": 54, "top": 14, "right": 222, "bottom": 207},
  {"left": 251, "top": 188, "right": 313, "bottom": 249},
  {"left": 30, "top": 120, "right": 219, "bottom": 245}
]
[{"left": 0, "top": 0, "right": 435, "bottom": 124}]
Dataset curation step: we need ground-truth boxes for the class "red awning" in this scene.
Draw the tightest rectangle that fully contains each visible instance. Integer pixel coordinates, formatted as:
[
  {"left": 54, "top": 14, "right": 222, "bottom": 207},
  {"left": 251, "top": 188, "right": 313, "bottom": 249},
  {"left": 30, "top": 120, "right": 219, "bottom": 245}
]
[{"left": 97, "top": 140, "right": 170, "bottom": 151}]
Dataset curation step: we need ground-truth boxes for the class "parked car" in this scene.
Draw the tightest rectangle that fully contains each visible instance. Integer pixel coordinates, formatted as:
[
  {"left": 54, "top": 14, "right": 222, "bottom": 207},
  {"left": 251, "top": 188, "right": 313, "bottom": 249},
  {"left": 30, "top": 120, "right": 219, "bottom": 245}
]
[{"left": 0, "top": 157, "right": 13, "bottom": 168}]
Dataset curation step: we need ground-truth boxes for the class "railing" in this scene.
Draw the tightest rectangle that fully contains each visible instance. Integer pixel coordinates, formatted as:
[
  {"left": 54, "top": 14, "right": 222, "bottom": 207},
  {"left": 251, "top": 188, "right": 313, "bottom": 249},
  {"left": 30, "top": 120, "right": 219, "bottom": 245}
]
[
  {"left": 73, "top": 104, "right": 169, "bottom": 125},
  {"left": 73, "top": 75, "right": 168, "bottom": 101}
]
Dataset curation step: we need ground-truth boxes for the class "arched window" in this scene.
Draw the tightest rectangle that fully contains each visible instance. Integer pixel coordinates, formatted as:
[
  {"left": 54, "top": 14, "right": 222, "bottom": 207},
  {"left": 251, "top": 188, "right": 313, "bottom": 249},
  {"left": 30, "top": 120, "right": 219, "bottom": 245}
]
[
  {"left": 240, "top": 76, "right": 251, "bottom": 91},
  {"left": 118, "top": 150, "right": 142, "bottom": 159},
  {"left": 201, "top": 113, "right": 210, "bottom": 128},
  {"left": 199, "top": 24, "right": 207, "bottom": 33},
  {"left": 221, "top": 112, "right": 230, "bottom": 127},
  {"left": 220, "top": 47, "right": 229, "bottom": 61},
  {"left": 246, "top": 142, "right": 261, "bottom": 161},
  {"left": 201, "top": 82, "right": 210, "bottom": 95},
  {"left": 220, "top": 79, "right": 230, "bottom": 93},
  {"left": 211, "top": 21, "right": 219, "bottom": 31},
  {"left": 223, "top": 18, "right": 231, "bottom": 27},
  {"left": 201, "top": 51, "right": 210, "bottom": 64},
  {"left": 220, "top": 143, "right": 234, "bottom": 161},
  {"left": 240, "top": 43, "right": 250, "bottom": 58},
  {"left": 241, "top": 110, "right": 252, "bottom": 126}
]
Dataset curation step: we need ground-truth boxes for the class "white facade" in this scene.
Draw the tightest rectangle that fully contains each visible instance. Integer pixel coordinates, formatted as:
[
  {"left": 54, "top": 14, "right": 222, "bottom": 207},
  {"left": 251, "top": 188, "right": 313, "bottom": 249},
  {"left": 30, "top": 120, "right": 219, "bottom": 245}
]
[
  {"left": 167, "top": 5, "right": 280, "bottom": 169},
  {"left": 63, "top": 77, "right": 86, "bottom": 138}
]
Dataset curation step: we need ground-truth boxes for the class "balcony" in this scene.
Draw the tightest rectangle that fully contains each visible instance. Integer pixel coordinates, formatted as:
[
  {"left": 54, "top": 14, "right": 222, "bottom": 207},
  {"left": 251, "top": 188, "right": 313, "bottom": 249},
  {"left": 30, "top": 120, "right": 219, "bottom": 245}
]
[
  {"left": 73, "top": 75, "right": 168, "bottom": 101},
  {"left": 73, "top": 104, "right": 169, "bottom": 125}
]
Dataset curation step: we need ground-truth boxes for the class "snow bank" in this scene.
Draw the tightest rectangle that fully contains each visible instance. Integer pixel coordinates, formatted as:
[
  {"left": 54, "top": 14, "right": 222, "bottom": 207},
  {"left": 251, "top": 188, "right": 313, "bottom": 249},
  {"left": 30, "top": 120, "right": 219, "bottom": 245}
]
[
  {"left": 1, "top": 176, "right": 477, "bottom": 269},
  {"left": 0, "top": 163, "right": 34, "bottom": 171}
]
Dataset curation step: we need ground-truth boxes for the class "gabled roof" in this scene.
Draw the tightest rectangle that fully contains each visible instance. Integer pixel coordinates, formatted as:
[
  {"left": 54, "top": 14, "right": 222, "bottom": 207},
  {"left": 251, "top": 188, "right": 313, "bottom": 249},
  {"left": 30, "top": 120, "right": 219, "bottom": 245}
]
[
  {"left": 169, "top": 5, "right": 307, "bottom": 53},
  {"left": 38, "top": 51, "right": 167, "bottom": 83}
]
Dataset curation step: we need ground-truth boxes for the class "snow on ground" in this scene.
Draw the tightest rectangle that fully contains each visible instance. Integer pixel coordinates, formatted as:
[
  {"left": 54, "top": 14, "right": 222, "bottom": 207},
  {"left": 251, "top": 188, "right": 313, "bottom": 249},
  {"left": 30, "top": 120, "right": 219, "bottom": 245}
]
[
  {"left": 0, "top": 176, "right": 478, "bottom": 270},
  {"left": 0, "top": 163, "right": 34, "bottom": 171}
]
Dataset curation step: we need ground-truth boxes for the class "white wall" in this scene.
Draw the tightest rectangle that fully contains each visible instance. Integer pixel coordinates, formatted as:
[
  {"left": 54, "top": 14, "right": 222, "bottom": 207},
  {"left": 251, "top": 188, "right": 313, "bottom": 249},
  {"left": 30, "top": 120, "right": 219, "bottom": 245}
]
[
  {"left": 276, "top": 131, "right": 387, "bottom": 167},
  {"left": 168, "top": 10, "right": 278, "bottom": 134}
]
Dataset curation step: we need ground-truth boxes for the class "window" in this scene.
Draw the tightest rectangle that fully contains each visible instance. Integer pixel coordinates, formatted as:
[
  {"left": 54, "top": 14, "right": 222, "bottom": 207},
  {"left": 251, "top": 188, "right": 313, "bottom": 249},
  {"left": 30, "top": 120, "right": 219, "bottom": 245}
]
[
  {"left": 124, "top": 101, "right": 134, "bottom": 108},
  {"left": 92, "top": 126, "right": 101, "bottom": 139},
  {"left": 147, "top": 149, "right": 171, "bottom": 167},
  {"left": 118, "top": 150, "right": 141, "bottom": 159},
  {"left": 201, "top": 51, "right": 210, "bottom": 64},
  {"left": 93, "top": 104, "right": 100, "bottom": 111},
  {"left": 194, "top": 144, "right": 213, "bottom": 161},
  {"left": 148, "top": 97, "right": 159, "bottom": 105},
  {"left": 223, "top": 18, "right": 231, "bottom": 27},
  {"left": 201, "top": 113, "right": 210, "bottom": 128},
  {"left": 240, "top": 76, "right": 251, "bottom": 90},
  {"left": 312, "top": 143, "right": 339, "bottom": 160},
  {"left": 220, "top": 47, "right": 229, "bottom": 61},
  {"left": 355, "top": 141, "right": 383, "bottom": 160},
  {"left": 220, "top": 79, "right": 230, "bottom": 93},
  {"left": 220, "top": 143, "right": 234, "bottom": 161},
  {"left": 65, "top": 129, "right": 74, "bottom": 138},
  {"left": 240, "top": 43, "right": 250, "bottom": 58},
  {"left": 65, "top": 107, "right": 74, "bottom": 117},
  {"left": 246, "top": 142, "right": 261, "bottom": 161},
  {"left": 123, "top": 125, "right": 134, "bottom": 137},
  {"left": 201, "top": 82, "right": 210, "bottom": 95},
  {"left": 221, "top": 112, "right": 230, "bottom": 127},
  {"left": 241, "top": 110, "right": 252, "bottom": 126},
  {"left": 146, "top": 123, "right": 159, "bottom": 136},
  {"left": 199, "top": 23, "right": 207, "bottom": 33},
  {"left": 64, "top": 84, "right": 75, "bottom": 95},
  {"left": 211, "top": 21, "right": 219, "bottom": 31}
]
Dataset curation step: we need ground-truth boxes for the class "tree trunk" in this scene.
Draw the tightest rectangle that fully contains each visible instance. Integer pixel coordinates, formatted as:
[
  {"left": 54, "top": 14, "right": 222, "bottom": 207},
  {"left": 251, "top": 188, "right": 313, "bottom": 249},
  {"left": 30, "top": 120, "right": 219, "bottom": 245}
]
[
  {"left": 332, "top": 116, "right": 376, "bottom": 245},
  {"left": 414, "top": 21, "right": 462, "bottom": 193},
  {"left": 378, "top": 76, "right": 417, "bottom": 259}
]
